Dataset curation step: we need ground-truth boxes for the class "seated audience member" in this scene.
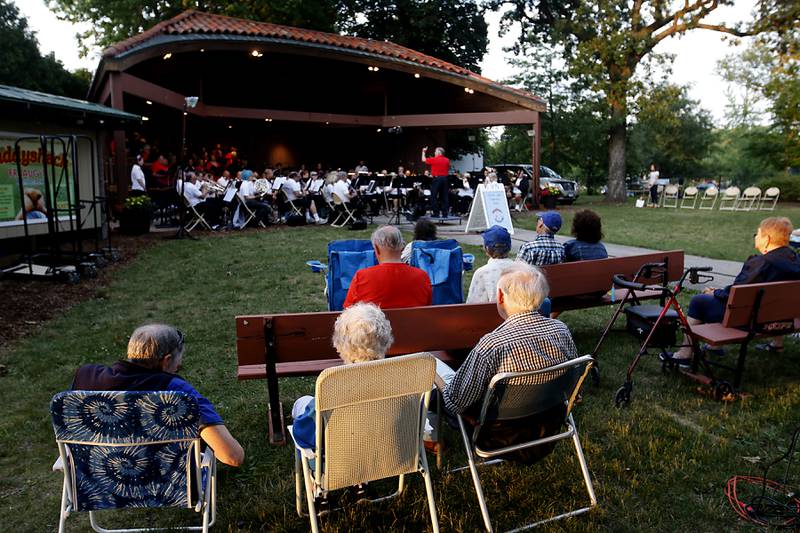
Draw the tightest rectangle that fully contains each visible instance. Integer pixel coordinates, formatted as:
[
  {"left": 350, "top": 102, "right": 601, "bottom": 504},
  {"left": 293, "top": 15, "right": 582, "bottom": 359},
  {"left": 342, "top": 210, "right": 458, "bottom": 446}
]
[
  {"left": 291, "top": 303, "right": 393, "bottom": 449},
  {"left": 401, "top": 218, "right": 438, "bottom": 263},
  {"left": 344, "top": 225, "right": 432, "bottom": 309},
  {"left": 563, "top": 209, "right": 608, "bottom": 262},
  {"left": 440, "top": 262, "right": 577, "bottom": 463},
  {"left": 180, "top": 171, "right": 223, "bottom": 227},
  {"left": 517, "top": 211, "right": 565, "bottom": 266},
  {"left": 790, "top": 227, "right": 800, "bottom": 251},
  {"left": 70, "top": 324, "right": 245, "bottom": 466},
  {"left": 283, "top": 171, "right": 323, "bottom": 224},
  {"left": 466, "top": 225, "right": 515, "bottom": 303},
  {"left": 669, "top": 217, "right": 800, "bottom": 363},
  {"left": 238, "top": 170, "right": 273, "bottom": 226}
]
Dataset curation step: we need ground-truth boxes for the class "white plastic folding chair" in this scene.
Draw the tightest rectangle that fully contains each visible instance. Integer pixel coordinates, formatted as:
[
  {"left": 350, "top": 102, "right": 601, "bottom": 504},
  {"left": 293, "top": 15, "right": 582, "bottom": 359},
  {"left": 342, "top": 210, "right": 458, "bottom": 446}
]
[
  {"left": 288, "top": 353, "right": 440, "bottom": 533},
  {"left": 661, "top": 185, "right": 679, "bottom": 208},
  {"left": 735, "top": 186, "right": 761, "bottom": 211},
  {"left": 759, "top": 187, "right": 780, "bottom": 210},
  {"left": 329, "top": 192, "right": 356, "bottom": 228},
  {"left": 50, "top": 391, "right": 217, "bottom": 533},
  {"left": 719, "top": 186, "right": 740, "bottom": 211},
  {"left": 680, "top": 186, "right": 699, "bottom": 209},
  {"left": 453, "top": 355, "right": 597, "bottom": 532}
]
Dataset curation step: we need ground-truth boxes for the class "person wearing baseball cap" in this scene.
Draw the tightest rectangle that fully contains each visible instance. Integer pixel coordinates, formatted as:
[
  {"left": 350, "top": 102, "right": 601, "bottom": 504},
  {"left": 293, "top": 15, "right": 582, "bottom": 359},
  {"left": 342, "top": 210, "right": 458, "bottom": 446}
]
[
  {"left": 466, "top": 225, "right": 515, "bottom": 303},
  {"left": 516, "top": 211, "right": 565, "bottom": 266}
]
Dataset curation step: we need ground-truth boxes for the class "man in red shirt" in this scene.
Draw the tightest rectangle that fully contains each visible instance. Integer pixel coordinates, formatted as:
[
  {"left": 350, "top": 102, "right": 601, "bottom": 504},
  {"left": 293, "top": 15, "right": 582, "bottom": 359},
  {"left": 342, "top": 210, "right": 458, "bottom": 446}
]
[
  {"left": 421, "top": 146, "right": 451, "bottom": 218},
  {"left": 344, "top": 225, "right": 432, "bottom": 309}
]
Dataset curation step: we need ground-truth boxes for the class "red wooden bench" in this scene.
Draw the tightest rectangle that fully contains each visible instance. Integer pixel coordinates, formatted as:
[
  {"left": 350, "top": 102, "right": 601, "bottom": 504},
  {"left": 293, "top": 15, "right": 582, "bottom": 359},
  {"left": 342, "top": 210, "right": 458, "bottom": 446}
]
[{"left": 685, "top": 280, "right": 800, "bottom": 396}]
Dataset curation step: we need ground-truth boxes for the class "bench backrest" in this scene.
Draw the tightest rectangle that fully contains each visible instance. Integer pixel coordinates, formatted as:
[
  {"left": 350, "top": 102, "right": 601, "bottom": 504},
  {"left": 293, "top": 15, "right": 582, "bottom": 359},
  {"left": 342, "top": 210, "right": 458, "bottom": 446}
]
[
  {"left": 236, "top": 302, "right": 502, "bottom": 367},
  {"left": 541, "top": 250, "right": 684, "bottom": 299},
  {"left": 722, "top": 281, "right": 800, "bottom": 329}
]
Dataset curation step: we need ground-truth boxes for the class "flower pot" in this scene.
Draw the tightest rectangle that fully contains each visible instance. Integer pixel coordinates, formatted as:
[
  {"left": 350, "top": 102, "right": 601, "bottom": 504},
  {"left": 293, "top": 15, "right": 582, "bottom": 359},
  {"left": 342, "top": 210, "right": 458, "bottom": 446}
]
[
  {"left": 119, "top": 210, "right": 152, "bottom": 235},
  {"left": 542, "top": 195, "right": 557, "bottom": 209}
]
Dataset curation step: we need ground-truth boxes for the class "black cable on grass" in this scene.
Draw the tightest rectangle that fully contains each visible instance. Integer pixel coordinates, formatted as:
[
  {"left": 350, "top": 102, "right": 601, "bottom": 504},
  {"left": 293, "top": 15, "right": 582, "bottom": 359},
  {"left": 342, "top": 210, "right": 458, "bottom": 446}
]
[{"left": 725, "top": 425, "right": 800, "bottom": 528}]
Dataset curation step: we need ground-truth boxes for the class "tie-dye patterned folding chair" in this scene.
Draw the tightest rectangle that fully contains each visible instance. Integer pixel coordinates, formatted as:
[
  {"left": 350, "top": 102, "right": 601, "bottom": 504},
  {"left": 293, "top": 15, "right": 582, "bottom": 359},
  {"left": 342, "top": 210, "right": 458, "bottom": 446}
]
[{"left": 50, "top": 391, "right": 216, "bottom": 533}]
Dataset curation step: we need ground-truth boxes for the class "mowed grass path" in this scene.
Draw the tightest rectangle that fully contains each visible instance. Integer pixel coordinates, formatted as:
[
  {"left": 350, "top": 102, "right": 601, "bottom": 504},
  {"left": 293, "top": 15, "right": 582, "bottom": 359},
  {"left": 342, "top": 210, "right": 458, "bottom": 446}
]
[
  {"left": 1, "top": 225, "right": 799, "bottom": 531},
  {"left": 517, "top": 196, "right": 800, "bottom": 261}
]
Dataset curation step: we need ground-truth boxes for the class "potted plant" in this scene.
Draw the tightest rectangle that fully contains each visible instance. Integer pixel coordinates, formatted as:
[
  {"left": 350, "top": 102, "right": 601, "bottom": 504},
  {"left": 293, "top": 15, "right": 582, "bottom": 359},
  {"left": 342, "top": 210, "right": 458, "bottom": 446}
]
[
  {"left": 539, "top": 184, "right": 561, "bottom": 209},
  {"left": 119, "top": 195, "right": 154, "bottom": 235}
]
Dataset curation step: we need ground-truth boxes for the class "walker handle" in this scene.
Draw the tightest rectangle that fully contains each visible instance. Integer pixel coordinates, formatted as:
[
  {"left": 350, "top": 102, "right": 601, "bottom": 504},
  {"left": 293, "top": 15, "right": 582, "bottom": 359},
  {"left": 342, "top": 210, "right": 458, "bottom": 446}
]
[{"left": 612, "top": 275, "right": 649, "bottom": 292}]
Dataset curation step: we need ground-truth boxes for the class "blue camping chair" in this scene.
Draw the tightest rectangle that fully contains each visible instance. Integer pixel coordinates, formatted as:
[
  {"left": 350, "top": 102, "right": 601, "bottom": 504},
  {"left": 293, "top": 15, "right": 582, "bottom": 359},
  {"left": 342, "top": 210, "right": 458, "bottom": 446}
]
[
  {"left": 50, "top": 390, "right": 216, "bottom": 533},
  {"left": 326, "top": 239, "right": 377, "bottom": 311},
  {"left": 408, "top": 239, "right": 464, "bottom": 305}
]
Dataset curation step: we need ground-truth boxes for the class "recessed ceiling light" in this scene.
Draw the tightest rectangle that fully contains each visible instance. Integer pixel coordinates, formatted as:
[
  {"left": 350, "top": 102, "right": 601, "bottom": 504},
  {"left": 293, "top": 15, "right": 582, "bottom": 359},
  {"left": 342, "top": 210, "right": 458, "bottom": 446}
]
[
  {"left": 376, "top": 128, "right": 382, "bottom": 132},
  {"left": 414, "top": 73, "right": 420, "bottom": 78},
  {"left": 228, "top": 125, "right": 233, "bottom": 129},
  {"left": 163, "top": 52, "right": 172, "bottom": 60},
  {"left": 200, "top": 48, "right": 205, "bottom": 52},
  {"left": 142, "top": 116, "right": 149, "bottom": 121},
  {"left": 146, "top": 100, "right": 152, "bottom": 105},
  {"left": 325, "top": 121, "right": 329, "bottom": 125},
  {"left": 183, "top": 112, "right": 187, "bottom": 116}
]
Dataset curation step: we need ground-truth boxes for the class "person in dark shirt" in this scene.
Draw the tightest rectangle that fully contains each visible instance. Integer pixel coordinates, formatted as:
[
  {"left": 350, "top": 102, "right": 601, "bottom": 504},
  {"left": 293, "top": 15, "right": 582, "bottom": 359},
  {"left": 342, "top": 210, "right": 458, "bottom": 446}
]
[
  {"left": 563, "top": 209, "right": 608, "bottom": 262},
  {"left": 670, "top": 217, "right": 800, "bottom": 363},
  {"left": 71, "top": 324, "right": 245, "bottom": 466}
]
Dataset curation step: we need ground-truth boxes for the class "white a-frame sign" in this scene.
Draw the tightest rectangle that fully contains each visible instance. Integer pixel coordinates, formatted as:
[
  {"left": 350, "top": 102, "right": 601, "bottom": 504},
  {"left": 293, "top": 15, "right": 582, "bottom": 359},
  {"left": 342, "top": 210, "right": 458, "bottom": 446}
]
[{"left": 465, "top": 184, "right": 515, "bottom": 235}]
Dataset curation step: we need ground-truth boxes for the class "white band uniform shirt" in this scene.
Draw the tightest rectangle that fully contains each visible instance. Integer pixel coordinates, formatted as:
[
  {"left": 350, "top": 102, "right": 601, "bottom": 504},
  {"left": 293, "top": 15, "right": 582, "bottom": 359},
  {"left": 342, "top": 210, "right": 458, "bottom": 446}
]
[{"left": 131, "top": 164, "right": 146, "bottom": 192}]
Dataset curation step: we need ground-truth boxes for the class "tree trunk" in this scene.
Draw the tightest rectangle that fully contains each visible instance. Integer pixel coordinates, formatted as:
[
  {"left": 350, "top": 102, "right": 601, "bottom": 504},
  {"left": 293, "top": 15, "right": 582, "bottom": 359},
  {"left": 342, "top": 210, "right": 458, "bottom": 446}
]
[{"left": 606, "top": 106, "right": 627, "bottom": 202}]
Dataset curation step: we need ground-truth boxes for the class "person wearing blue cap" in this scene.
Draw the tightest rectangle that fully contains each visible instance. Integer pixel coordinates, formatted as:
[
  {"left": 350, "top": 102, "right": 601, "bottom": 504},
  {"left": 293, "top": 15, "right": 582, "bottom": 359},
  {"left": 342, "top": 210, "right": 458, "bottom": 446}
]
[
  {"left": 466, "top": 225, "right": 515, "bottom": 303},
  {"left": 517, "top": 211, "right": 565, "bottom": 266},
  {"left": 238, "top": 170, "right": 273, "bottom": 226}
]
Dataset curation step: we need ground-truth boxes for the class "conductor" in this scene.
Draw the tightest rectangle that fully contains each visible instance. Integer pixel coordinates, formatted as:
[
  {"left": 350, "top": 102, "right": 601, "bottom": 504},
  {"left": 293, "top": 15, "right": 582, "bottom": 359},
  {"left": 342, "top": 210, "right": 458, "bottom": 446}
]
[{"left": 421, "top": 146, "right": 450, "bottom": 218}]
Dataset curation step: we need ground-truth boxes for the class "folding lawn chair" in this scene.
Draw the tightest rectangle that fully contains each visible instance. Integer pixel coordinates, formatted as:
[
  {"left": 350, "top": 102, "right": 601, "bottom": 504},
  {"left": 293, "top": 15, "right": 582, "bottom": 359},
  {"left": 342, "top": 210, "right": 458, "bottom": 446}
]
[
  {"left": 408, "top": 239, "right": 464, "bottom": 305},
  {"left": 183, "top": 197, "right": 213, "bottom": 232},
  {"left": 698, "top": 187, "right": 718, "bottom": 210},
  {"left": 719, "top": 186, "right": 740, "bottom": 211},
  {"left": 326, "top": 239, "right": 377, "bottom": 311},
  {"left": 452, "top": 355, "right": 597, "bottom": 532},
  {"left": 759, "top": 187, "right": 780, "bottom": 211},
  {"left": 680, "top": 186, "right": 699, "bottom": 209},
  {"left": 50, "top": 391, "right": 217, "bottom": 533},
  {"left": 329, "top": 192, "right": 356, "bottom": 228},
  {"left": 735, "top": 186, "right": 761, "bottom": 211},
  {"left": 234, "top": 191, "right": 266, "bottom": 229},
  {"left": 288, "top": 353, "right": 440, "bottom": 533},
  {"left": 281, "top": 189, "right": 305, "bottom": 218},
  {"left": 661, "top": 185, "right": 679, "bottom": 208}
]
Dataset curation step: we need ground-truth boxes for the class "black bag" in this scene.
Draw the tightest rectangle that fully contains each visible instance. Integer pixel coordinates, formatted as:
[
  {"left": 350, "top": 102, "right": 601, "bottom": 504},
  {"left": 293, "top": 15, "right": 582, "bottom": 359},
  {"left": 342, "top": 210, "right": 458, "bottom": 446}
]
[
  {"left": 348, "top": 218, "right": 367, "bottom": 230},
  {"left": 624, "top": 305, "right": 678, "bottom": 347},
  {"left": 286, "top": 214, "right": 306, "bottom": 226}
]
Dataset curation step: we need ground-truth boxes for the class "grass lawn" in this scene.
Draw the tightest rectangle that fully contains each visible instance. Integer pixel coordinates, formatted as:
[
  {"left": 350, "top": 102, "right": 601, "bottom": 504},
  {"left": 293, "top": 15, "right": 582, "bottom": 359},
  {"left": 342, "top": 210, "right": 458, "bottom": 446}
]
[
  {"left": 516, "top": 196, "right": 800, "bottom": 262},
  {"left": 1, "top": 226, "right": 799, "bottom": 531}
]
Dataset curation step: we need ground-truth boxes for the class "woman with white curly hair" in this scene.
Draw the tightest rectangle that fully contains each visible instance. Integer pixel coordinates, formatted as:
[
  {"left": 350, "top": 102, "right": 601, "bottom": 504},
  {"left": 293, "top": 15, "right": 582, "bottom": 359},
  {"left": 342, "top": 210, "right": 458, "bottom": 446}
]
[{"left": 291, "top": 303, "right": 394, "bottom": 449}]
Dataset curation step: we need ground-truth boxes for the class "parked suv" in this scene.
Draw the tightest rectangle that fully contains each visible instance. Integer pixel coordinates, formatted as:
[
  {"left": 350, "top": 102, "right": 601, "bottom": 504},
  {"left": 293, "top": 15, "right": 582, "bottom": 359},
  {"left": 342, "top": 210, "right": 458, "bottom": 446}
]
[{"left": 488, "top": 164, "right": 579, "bottom": 204}]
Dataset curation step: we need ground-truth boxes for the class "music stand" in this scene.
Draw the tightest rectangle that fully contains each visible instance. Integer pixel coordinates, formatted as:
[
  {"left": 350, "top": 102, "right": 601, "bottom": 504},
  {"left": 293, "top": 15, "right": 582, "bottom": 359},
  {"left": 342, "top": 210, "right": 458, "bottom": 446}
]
[{"left": 173, "top": 96, "right": 200, "bottom": 240}]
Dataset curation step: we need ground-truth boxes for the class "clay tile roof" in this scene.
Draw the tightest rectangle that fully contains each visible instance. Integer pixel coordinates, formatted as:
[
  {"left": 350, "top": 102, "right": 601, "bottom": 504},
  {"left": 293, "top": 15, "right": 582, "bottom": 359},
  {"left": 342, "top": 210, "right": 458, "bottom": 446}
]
[{"left": 102, "top": 10, "right": 542, "bottom": 106}]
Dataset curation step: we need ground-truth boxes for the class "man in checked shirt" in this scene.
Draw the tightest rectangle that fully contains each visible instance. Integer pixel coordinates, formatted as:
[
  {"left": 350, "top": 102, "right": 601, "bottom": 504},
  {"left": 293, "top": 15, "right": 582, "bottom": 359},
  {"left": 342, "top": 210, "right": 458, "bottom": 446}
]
[
  {"left": 437, "top": 262, "right": 577, "bottom": 463},
  {"left": 516, "top": 211, "right": 565, "bottom": 266}
]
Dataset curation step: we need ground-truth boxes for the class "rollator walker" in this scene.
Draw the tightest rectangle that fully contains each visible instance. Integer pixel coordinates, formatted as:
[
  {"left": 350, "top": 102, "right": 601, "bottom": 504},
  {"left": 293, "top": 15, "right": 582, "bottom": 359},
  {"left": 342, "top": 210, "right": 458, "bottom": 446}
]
[{"left": 591, "top": 262, "right": 715, "bottom": 407}]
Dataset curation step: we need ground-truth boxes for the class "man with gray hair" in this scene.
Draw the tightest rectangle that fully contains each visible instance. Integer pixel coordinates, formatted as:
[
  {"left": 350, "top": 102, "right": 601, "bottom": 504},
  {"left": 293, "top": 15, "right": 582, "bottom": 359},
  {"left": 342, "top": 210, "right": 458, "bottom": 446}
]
[
  {"left": 440, "top": 262, "right": 577, "bottom": 462},
  {"left": 343, "top": 225, "right": 432, "bottom": 309},
  {"left": 71, "top": 323, "right": 245, "bottom": 467}
]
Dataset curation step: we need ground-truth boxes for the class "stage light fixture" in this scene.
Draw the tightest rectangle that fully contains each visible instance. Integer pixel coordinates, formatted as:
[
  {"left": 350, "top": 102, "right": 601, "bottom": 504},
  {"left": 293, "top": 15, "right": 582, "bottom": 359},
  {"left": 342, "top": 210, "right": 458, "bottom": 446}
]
[
  {"left": 185, "top": 96, "right": 199, "bottom": 108},
  {"left": 163, "top": 52, "right": 172, "bottom": 60}
]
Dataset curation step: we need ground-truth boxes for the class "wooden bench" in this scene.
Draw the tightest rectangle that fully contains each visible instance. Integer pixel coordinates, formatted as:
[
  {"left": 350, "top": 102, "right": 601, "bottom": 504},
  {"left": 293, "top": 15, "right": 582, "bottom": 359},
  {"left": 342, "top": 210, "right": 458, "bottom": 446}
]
[
  {"left": 543, "top": 250, "right": 684, "bottom": 311},
  {"left": 235, "top": 249, "right": 686, "bottom": 444},
  {"left": 236, "top": 302, "right": 503, "bottom": 444},
  {"left": 686, "top": 280, "right": 800, "bottom": 395}
]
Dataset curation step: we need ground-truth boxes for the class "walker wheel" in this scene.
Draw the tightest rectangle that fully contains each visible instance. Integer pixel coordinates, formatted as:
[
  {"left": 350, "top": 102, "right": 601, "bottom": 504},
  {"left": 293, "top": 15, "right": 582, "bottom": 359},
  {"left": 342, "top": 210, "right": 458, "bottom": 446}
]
[
  {"left": 93, "top": 256, "right": 108, "bottom": 269},
  {"left": 714, "top": 380, "right": 735, "bottom": 402},
  {"left": 61, "top": 271, "right": 80, "bottom": 285},
  {"left": 614, "top": 385, "right": 631, "bottom": 408},
  {"left": 590, "top": 365, "right": 600, "bottom": 386},
  {"left": 79, "top": 263, "right": 98, "bottom": 278}
]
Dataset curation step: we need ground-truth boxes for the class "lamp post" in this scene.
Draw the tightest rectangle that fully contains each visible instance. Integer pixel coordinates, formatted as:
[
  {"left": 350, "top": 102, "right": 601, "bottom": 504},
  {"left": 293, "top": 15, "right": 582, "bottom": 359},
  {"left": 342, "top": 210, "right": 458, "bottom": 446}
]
[{"left": 175, "top": 96, "right": 199, "bottom": 239}]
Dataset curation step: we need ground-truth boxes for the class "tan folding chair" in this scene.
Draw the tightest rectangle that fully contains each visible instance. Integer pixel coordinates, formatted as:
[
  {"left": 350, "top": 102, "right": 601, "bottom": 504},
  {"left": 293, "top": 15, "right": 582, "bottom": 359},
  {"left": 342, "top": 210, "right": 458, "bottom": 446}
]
[
  {"left": 698, "top": 187, "right": 718, "bottom": 210},
  {"left": 182, "top": 196, "right": 213, "bottom": 232},
  {"left": 280, "top": 189, "right": 305, "bottom": 218},
  {"left": 235, "top": 192, "right": 266, "bottom": 229},
  {"left": 453, "top": 355, "right": 597, "bottom": 532},
  {"left": 735, "top": 186, "right": 761, "bottom": 211},
  {"left": 288, "top": 353, "right": 440, "bottom": 533},
  {"left": 681, "top": 186, "right": 699, "bottom": 209},
  {"left": 759, "top": 187, "right": 780, "bottom": 210},
  {"left": 661, "top": 185, "right": 679, "bottom": 208},
  {"left": 330, "top": 192, "right": 356, "bottom": 228},
  {"left": 719, "top": 186, "right": 740, "bottom": 211}
]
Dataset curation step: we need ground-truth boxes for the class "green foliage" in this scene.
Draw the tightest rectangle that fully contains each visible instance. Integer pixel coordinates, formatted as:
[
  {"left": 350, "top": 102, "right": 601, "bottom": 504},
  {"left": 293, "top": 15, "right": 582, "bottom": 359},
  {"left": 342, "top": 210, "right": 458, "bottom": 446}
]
[
  {"left": 628, "top": 83, "right": 714, "bottom": 179},
  {"left": 0, "top": 0, "right": 89, "bottom": 98},
  {"left": 703, "top": 126, "right": 785, "bottom": 186},
  {"left": 757, "top": 173, "right": 800, "bottom": 203}
]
